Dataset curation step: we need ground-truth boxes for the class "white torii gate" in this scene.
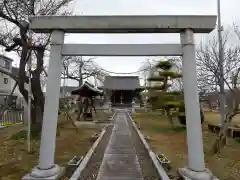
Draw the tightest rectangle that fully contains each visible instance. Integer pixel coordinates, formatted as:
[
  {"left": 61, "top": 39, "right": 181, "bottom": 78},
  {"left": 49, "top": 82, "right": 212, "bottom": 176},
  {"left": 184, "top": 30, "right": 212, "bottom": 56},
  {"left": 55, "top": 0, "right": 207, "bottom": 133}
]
[{"left": 22, "top": 15, "right": 217, "bottom": 180}]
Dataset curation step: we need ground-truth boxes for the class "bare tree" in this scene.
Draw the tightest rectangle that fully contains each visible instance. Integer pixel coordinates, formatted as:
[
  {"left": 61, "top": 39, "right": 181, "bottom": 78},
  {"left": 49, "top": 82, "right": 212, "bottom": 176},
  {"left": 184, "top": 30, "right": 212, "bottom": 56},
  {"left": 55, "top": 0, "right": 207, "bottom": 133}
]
[
  {"left": 138, "top": 59, "right": 158, "bottom": 103},
  {"left": 139, "top": 59, "right": 153, "bottom": 77},
  {"left": 62, "top": 56, "right": 107, "bottom": 86},
  {"left": 166, "top": 57, "right": 184, "bottom": 92},
  {"left": 197, "top": 30, "right": 240, "bottom": 98},
  {"left": 0, "top": 0, "right": 73, "bottom": 134},
  {"left": 196, "top": 27, "right": 240, "bottom": 153}
]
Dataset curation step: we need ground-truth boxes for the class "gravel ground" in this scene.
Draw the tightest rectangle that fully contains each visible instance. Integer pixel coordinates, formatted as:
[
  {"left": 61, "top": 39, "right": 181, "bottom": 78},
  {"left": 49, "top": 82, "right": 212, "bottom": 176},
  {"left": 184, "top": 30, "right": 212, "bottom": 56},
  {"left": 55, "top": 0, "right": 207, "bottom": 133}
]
[{"left": 77, "top": 125, "right": 113, "bottom": 180}]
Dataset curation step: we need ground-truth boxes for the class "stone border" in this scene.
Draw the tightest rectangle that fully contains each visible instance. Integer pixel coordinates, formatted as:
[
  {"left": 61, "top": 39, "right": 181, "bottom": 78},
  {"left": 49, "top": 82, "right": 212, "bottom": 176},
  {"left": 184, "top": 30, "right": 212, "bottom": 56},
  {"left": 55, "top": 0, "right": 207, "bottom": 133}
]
[
  {"left": 69, "top": 111, "right": 117, "bottom": 180},
  {"left": 126, "top": 112, "right": 170, "bottom": 180}
]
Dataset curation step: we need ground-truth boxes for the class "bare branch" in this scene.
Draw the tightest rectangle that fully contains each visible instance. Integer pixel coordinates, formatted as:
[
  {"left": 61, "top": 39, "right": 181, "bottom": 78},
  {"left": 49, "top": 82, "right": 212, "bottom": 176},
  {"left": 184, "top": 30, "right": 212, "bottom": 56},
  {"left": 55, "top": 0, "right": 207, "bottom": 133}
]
[
  {"left": 196, "top": 27, "right": 240, "bottom": 94},
  {"left": 0, "top": 0, "right": 74, "bottom": 125},
  {"left": 62, "top": 56, "right": 108, "bottom": 85}
]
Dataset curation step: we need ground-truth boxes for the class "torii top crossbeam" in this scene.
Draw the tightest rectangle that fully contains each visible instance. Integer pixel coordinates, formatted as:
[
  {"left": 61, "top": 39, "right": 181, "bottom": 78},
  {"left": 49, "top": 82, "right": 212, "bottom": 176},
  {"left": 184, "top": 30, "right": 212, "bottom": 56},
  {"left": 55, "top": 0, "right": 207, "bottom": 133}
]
[{"left": 29, "top": 15, "right": 216, "bottom": 33}]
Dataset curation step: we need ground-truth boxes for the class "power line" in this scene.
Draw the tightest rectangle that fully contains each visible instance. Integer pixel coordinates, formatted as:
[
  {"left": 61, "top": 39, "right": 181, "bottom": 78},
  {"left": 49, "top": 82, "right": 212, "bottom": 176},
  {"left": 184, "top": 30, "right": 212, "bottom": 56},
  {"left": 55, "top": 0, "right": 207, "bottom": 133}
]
[{"left": 98, "top": 66, "right": 155, "bottom": 75}]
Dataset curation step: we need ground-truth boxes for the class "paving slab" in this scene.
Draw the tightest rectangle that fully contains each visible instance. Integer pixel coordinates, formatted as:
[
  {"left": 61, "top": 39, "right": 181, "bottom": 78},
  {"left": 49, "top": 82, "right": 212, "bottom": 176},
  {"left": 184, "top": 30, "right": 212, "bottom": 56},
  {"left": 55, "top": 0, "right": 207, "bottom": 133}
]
[{"left": 96, "top": 112, "right": 144, "bottom": 180}]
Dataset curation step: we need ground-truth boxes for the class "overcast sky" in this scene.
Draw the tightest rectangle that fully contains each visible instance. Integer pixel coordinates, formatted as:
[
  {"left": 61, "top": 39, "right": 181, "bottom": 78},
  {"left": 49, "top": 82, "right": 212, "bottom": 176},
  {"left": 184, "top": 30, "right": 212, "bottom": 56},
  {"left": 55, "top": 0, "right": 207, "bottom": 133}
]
[
  {"left": 66, "top": 0, "right": 240, "bottom": 86},
  {"left": 4, "top": 0, "right": 240, "bottom": 86}
]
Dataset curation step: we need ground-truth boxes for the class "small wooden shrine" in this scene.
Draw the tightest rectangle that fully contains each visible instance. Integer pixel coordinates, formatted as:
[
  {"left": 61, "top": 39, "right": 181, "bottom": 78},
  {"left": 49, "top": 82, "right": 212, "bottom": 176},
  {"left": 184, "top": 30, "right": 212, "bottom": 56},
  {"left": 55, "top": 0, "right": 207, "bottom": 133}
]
[{"left": 71, "top": 81, "right": 103, "bottom": 121}]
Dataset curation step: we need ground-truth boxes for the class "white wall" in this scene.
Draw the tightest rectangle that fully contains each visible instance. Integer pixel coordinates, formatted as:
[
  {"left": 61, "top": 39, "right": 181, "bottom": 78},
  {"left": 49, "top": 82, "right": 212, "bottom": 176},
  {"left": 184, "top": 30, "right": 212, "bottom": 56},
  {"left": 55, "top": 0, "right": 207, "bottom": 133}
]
[
  {"left": 0, "top": 56, "right": 25, "bottom": 108},
  {"left": 0, "top": 72, "right": 12, "bottom": 93},
  {"left": 12, "top": 80, "right": 26, "bottom": 97},
  {"left": 0, "top": 58, "right": 12, "bottom": 93}
]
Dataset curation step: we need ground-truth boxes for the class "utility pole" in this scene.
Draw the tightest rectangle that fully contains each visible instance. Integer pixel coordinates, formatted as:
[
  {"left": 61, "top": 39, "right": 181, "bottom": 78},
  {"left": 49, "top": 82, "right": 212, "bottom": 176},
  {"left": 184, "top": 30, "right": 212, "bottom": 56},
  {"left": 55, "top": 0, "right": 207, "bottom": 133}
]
[
  {"left": 143, "top": 73, "right": 148, "bottom": 112},
  {"left": 217, "top": 0, "right": 225, "bottom": 126},
  {"left": 63, "top": 67, "right": 66, "bottom": 97},
  {"left": 79, "top": 56, "right": 83, "bottom": 87},
  {"left": 27, "top": 33, "right": 32, "bottom": 153}
]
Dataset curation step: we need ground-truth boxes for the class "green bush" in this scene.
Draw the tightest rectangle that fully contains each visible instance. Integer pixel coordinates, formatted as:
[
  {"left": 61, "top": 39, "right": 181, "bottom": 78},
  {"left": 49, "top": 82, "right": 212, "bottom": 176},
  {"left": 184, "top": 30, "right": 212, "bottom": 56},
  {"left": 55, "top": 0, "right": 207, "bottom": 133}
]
[{"left": 178, "top": 105, "right": 204, "bottom": 125}]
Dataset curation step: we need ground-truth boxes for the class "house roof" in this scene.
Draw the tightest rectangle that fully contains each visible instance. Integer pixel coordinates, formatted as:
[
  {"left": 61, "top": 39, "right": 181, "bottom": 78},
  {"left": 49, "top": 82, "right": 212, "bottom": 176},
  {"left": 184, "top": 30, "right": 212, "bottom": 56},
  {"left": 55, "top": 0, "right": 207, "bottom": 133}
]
[
  {"left": 0, "top": 89, "right": 11, "bottom": 95},
  {"left": 200, "top": 89, "right": 239, "bottom": 101},
  {"left": 103, "top": 76, "right": 141, "bottom": 90},
  {"left": 0, "top": 54, "right": 14, "bottom": 62}
]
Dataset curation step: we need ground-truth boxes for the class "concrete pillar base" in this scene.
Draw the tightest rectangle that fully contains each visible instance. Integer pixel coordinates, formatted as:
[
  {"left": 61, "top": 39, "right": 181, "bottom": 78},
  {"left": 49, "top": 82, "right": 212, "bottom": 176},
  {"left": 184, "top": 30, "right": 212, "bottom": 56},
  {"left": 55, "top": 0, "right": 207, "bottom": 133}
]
[
  {"left": 22, "top": 164, "right": 63, "bottom": 180},
  {"left": 178, "top": 167, "right": 219, "bottom": 180}
]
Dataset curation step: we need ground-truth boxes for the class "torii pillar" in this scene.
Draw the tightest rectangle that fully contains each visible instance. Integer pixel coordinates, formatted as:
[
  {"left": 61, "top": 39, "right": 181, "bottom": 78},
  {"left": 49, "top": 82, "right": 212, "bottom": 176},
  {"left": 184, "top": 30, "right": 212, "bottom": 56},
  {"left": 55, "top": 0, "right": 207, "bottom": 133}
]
[
  {"left": 178, "top": 29, "right": 218, "bottom": 179},
  {"left": 22, "top": 31, "right": 65, "bottom": 179}
]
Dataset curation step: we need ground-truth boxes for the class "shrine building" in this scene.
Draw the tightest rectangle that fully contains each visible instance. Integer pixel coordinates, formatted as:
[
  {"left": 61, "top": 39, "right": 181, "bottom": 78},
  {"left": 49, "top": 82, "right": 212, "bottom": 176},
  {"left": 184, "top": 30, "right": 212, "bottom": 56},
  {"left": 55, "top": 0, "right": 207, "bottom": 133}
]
[{"left": 100, "top": 76, "right": 144, "bottom": 107}]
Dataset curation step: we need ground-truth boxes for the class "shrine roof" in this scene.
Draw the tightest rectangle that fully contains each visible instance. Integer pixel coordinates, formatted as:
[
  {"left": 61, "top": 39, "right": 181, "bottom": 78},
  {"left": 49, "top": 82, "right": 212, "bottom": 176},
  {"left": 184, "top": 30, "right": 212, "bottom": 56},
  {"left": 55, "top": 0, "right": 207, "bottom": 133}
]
[
  {"left": 71, "top": 81, "right": 103, "bottom": 97},
  {"left": 103, "top": 76, "right": 141, "bottom": 90}
]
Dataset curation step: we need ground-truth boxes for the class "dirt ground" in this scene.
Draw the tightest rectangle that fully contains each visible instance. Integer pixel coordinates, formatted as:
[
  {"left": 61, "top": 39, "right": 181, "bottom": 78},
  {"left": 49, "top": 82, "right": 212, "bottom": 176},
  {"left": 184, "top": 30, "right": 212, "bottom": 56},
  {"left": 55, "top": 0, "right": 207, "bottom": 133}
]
[
  {"left": 0, "top": 114, "right": 102, "bottom": 180},
  {"left": 204, "top": 110, "right": 240, "bottom": 125},
  {"left": 133, "top": 111, "right": 240, "bottom": 180}
]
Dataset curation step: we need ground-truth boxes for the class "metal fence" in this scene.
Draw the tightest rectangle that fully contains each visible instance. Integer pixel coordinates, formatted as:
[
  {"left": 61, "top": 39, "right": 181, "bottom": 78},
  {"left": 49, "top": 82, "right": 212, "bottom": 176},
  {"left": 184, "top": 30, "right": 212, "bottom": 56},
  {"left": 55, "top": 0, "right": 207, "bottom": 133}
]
[{"left": 0, "top": 109, "right": 24, "bottom": 126}]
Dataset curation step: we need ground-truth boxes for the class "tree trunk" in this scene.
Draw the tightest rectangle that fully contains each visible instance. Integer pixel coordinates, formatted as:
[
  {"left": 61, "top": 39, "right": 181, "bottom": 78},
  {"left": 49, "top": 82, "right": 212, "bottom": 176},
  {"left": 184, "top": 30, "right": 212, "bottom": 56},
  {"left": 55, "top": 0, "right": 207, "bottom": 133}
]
[
  {"left": 30, "top": 104, "right": 43, "bottom": 137},
  {"left": 29, "top": 49, "right": 45, "bottom": 136},
  {"left": 210, "top": 108, "right": 239, "bottom": 154},
  {"left": 18, "top": 47, "right": 30, "bottom": 102},
  {"left": 31, "top": 72, "right": 44, "bottom": 124},
  {"left": 76, "top": 97, "right": 83, "bottom": 121},
  {"left": 76, "top": 75, "right": 83, "bottom": 121},
  {"left": 210, "top": 130, "right": 227, "bottom": 154},
  {"left": 91, "top": 97, "right": 97, "bottom": 114},
  {"left": 166, "top": 110, "right": 174, "bottom": 127},
  {"left": 20, "top": 48, "right": 45, "bottom": 136}
]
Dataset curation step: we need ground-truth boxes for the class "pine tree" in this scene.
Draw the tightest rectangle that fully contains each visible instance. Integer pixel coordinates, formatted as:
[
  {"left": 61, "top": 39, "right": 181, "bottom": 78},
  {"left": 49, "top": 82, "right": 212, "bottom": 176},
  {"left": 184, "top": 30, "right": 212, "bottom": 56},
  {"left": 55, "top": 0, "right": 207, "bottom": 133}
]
[
  {"left": 147, "top": 60, "right": 204, "bottom": 126},
  {"left": 147, "top": 60, "right": 182, "bottom": 126}
]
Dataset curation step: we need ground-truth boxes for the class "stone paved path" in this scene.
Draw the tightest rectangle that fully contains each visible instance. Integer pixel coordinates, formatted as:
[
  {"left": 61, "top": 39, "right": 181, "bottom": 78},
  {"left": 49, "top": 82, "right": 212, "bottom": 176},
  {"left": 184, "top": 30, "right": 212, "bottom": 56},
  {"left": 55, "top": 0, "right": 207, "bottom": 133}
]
[{"left": 96, "top": 110, "right": 144, "bottom": 180}]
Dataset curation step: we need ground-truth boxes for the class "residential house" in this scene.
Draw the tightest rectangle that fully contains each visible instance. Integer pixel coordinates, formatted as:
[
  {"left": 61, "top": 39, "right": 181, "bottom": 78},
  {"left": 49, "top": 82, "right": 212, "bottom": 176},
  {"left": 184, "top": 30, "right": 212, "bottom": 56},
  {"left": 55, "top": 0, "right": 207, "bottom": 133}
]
[
  {"left": 200, "top": 89, "right": 240, "bottom": 112},
  {"left": 200, "top": 91, "right": 219, "bottom": 109},
  {"left": 0, "top": 54, "right": 24, "bottom": 108},
  {"left": 0, "top": 55, "right": 12, "bottom": 94}
]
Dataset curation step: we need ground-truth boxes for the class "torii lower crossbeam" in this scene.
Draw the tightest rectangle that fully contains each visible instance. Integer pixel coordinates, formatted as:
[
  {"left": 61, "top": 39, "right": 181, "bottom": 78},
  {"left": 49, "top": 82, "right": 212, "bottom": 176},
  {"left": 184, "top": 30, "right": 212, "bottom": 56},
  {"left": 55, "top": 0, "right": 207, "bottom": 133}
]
[{"left": 62, "top": 44, "right": 183, "bottom": 56}]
